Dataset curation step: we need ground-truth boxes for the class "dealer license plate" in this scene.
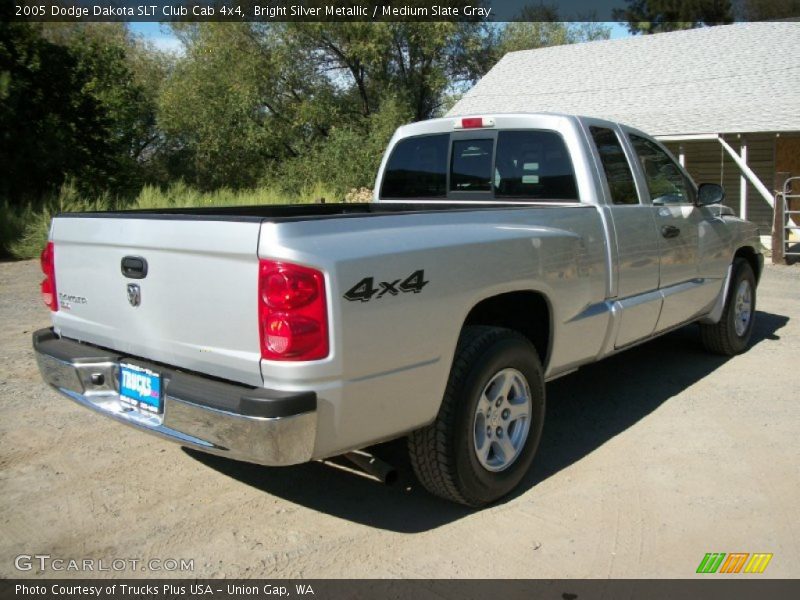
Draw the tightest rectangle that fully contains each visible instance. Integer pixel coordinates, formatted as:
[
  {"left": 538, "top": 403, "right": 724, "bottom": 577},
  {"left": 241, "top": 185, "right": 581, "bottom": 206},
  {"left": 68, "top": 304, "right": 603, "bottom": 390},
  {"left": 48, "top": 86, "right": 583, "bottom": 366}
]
[{"left": 119, "top": 362, "right": 163, "bottom": 414}]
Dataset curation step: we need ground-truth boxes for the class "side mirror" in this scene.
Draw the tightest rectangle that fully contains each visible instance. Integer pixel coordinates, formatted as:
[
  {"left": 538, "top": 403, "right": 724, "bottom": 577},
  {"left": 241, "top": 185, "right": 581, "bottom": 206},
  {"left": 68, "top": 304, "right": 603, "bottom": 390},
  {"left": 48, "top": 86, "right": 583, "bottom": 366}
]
[{"left": 697, "top": 183, "right": 725, "bottom": 206}]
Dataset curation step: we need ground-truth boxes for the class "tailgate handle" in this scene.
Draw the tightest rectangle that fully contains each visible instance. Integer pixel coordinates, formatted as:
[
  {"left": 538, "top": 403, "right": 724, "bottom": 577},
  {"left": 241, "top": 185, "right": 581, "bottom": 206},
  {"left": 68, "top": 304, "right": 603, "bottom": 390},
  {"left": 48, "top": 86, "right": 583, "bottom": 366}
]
[{"left": 121, "top": 256, "right": 148, "bottom": 279}]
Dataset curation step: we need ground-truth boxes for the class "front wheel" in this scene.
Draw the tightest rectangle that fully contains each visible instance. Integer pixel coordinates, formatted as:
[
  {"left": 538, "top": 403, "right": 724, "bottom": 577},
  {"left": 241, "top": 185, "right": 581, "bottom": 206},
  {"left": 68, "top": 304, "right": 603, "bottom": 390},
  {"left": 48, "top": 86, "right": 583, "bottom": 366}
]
[
  {"left": 700, "top": 258, "right": 757, "bottom": 356},
  {"left": 408, "top": 326, "right": 545, "bottom": 506}
]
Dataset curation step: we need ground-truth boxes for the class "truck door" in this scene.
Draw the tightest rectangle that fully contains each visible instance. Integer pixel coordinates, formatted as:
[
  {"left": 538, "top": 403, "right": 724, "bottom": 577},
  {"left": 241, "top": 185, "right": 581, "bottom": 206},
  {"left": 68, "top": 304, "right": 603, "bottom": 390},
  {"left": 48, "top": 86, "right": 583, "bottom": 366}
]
[
  {"left": 625, "top": 133, "right": 720, "bottom": 331},
  {"left": 584, "top": 123, "right": 662, "bottom": 347}
]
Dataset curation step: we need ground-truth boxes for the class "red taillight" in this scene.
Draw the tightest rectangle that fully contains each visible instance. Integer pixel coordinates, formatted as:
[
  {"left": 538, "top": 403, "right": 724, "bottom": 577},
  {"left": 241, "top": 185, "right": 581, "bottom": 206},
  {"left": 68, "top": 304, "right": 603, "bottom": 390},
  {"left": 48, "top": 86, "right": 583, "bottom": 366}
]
[
  {"left": 259, "top": 260, "right": 328, "bottom": 361},
  {"left": 262, "top": 268, "right": 318, "bottom": 309},
  {"left": 40, "top": 242, "right": 58, "bottom": 311}
]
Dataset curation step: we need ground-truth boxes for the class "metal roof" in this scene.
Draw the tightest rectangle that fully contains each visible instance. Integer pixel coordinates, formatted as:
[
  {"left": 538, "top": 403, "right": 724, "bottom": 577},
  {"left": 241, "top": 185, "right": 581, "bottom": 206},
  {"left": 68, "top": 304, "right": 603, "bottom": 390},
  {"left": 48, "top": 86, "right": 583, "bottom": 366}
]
[{"left": 448, "top": 22, "right": 800, "bottom": 136}]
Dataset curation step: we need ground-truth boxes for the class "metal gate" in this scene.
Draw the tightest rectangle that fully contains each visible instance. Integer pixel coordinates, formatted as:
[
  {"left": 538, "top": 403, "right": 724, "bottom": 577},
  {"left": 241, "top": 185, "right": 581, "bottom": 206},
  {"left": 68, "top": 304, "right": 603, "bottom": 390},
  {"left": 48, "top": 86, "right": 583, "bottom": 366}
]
[{"left": 781, "top": 176, "right": 800, "bottom": 258}]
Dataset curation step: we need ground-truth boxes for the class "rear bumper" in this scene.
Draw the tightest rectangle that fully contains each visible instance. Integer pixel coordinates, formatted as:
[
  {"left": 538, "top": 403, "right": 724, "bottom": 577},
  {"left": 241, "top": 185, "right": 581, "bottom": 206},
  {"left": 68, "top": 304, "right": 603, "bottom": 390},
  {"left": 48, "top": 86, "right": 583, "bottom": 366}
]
[{"left": 33, "top": 328, "right": 316, "bottom": 466}]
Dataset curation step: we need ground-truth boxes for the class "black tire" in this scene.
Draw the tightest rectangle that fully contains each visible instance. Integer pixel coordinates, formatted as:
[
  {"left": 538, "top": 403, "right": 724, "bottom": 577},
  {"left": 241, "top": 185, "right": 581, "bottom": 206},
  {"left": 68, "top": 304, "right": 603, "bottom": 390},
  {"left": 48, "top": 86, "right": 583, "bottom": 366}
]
[
  {"left": 408, "top": 326, "right": 545, "bottom": 506},
  {"left": 699, "top": 258, "right": 757, "bottom": 356}
]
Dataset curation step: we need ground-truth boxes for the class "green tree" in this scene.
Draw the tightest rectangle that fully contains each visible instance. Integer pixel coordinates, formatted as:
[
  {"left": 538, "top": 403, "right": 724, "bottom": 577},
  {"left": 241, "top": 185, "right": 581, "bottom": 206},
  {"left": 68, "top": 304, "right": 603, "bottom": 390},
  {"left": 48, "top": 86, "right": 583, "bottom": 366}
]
[
  {"left": 499, "top": 20, "right": 611, "bottom": 55},
  {"left": 0, "top": 17, "right": 169, "bottom": 201},
  {"left": 274, "top": 97, "right": 412, "bottom": 196},
  {"left": 0, "top": 20, "right": 105, "bottom": 200},
  {"left": 613, "top": 0, "right": 734, "bottom": 34},
  {"left": 383, "top": 22, "right": 497, "bottom": 120},
  {"left": 159, "top": 23, "right": 342, "bottom": 189},
  {"left": 281, "top": 22, "right": 495, "bottom": 121},
  {"left": 736, "top": 0, "right": 800, "bottom": 19},
  {"left": 57, "top": 24, "right": 169, "bottom": 193},
  {"left": 494, "top": 4, "right": 610, "bottom": 55},
  {"left": 157, "top": 22, "right": 496, "bottom": 190}
]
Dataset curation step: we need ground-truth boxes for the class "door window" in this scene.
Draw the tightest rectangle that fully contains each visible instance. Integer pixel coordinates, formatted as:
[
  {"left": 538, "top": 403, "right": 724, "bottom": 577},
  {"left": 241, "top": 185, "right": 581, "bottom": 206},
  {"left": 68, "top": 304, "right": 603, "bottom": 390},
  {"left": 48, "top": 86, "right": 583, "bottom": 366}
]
[{"left": 629, "top": 134, "right": 695, "bottom": 205}]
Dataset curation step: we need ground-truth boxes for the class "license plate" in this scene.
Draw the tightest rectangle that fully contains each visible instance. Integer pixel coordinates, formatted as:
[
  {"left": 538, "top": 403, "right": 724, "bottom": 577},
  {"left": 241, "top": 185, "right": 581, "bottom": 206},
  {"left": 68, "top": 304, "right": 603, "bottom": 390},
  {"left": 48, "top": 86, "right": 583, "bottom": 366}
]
[{"left": 119, "top": 363, "right": 163, "bottom": 414}]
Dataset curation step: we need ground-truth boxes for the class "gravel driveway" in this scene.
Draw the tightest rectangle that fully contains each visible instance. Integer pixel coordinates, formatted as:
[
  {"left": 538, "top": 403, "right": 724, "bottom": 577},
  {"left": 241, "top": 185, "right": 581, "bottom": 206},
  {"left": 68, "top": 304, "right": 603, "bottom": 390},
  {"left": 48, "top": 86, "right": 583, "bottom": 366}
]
[{"left": 1, "top": 259, "right": 798, "bottom": 578}]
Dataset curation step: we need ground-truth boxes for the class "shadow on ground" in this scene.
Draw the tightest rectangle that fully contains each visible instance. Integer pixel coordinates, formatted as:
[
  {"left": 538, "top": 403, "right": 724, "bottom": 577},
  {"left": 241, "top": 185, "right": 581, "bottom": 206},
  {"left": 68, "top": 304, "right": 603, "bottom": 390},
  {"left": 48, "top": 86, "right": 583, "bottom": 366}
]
[{"left": 186, "top": 310, "right": 788, "bottom": 533}]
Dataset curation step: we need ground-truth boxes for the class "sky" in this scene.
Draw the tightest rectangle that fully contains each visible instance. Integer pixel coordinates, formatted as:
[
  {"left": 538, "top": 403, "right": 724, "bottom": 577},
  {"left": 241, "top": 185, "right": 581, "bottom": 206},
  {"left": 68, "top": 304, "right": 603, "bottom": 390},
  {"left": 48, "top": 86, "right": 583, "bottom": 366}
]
[
  {"left": 129, "top": 22, "right": 185, "bottom": 53},
  {"left": 128, "top": 21, "right": 632, "bottom": 54}
]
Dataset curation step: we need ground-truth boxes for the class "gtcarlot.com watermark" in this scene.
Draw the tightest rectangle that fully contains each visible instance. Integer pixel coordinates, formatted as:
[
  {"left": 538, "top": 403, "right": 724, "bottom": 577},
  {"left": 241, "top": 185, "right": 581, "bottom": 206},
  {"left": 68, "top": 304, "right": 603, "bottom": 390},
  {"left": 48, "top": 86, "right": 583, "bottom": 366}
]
[{"left": 14, "top": 554, "right": 194, "bottom": 573}]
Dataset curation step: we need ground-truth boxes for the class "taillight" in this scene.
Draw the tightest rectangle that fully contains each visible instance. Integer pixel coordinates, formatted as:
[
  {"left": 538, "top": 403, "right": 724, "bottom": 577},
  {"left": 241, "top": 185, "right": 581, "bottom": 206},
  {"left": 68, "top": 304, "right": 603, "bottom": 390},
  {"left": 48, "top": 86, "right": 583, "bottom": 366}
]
[
  {"left": 40, "top": 241, "right": 58, "bottom": 312},
  {"left": 258, "top": 260, "right": 328, "bottom": 361},
  {"left": 454, "top": 117, "right": 495, "bottom": 129}
]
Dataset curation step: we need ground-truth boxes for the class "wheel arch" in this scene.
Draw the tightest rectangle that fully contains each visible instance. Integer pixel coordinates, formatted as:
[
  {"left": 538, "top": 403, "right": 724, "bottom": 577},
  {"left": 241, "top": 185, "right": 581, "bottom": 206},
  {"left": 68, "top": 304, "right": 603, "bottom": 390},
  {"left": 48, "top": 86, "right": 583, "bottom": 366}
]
[
  {"left": 734, "top": 245, "right": 762, "bottom": 283},
  {"left": 461, "top": 290, "right": 553, "bottom": 372}
]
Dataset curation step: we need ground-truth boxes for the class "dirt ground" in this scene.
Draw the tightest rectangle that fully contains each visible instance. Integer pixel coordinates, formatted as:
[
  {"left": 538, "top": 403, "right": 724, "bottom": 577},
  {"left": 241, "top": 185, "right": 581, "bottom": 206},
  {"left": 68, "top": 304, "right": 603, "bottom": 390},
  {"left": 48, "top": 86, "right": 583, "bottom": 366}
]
[{"left": 1, "top": 259, "right": 798, "bottom": 579}]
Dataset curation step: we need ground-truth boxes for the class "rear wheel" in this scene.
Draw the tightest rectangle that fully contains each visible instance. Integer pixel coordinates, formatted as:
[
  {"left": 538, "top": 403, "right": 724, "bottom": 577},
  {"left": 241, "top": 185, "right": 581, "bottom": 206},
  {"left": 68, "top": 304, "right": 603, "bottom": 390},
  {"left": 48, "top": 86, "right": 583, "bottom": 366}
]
[
  {"left": 700, "top": 258, "right": 756, "bottom": 356},
  {"left": 408, "top": 326, "right": 545, "bottom": 506}
]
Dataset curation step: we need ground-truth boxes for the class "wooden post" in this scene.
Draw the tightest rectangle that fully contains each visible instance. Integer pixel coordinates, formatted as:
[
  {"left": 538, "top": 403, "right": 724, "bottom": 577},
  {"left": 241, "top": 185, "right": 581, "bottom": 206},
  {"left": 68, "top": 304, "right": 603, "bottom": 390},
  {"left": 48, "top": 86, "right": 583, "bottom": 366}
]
[{"left": 772, "top": 172, "right": 789, "bottom": 265}]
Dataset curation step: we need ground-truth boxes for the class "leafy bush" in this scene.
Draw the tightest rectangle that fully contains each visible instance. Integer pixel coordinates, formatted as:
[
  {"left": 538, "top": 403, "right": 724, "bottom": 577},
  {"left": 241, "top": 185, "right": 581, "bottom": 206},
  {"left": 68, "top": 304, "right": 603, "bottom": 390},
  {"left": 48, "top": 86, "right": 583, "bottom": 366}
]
[
  {"left": 1, "top": 182, "right": 112, "bottom": 259},
  {"left": 0, "top": 200, "right": 34, "bottom": 258},
  {"left": 0, "top": 180, "right": 337, "bottom": 259},
  {"left": 271, "top": 98, "right": 410, "bottom": 197}
]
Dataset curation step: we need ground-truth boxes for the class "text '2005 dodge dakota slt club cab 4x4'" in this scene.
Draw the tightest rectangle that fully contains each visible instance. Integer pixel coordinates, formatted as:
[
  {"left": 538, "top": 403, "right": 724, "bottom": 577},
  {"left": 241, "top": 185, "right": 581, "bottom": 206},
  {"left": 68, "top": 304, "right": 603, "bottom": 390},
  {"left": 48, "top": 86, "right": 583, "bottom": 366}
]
[{"left": 34, "top": 113, "right": 763, "bottom": 506}]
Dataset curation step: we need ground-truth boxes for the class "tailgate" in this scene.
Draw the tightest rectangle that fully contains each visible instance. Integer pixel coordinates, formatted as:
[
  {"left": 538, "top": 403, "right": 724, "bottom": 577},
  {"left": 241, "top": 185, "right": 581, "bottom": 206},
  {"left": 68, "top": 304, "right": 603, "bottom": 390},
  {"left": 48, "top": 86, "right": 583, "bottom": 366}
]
[{"left": 50, "top": 216, "right": 263, "bottom": 387}]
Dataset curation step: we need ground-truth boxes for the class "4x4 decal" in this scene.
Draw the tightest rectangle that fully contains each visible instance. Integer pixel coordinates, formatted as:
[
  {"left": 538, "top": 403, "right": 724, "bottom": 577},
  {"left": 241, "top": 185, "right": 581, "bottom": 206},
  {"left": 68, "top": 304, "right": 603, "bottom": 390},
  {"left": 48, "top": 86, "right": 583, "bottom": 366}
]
[{"left": 344, "top": 270, "right": 428, "bottom": 303}]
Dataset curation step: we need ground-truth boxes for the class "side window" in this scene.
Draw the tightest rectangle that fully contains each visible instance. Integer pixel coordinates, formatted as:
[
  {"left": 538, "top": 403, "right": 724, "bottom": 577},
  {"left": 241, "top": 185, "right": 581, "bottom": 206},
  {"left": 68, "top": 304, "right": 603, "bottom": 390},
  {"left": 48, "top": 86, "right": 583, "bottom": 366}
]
[
  {"left": 380, "top": 134, "right": 448, "bottom": 198},
  {"left": 450, "top": 139, "right": 493, "bottom": 192},
  {"left": 589, "top": 126, "right": 638, "bottom": 205},
  {"left": 629, "top": 134, "right": 695, "bottom": 205},
  {"left": 494, "top": 130, "right": 578, "bottom": 200}
]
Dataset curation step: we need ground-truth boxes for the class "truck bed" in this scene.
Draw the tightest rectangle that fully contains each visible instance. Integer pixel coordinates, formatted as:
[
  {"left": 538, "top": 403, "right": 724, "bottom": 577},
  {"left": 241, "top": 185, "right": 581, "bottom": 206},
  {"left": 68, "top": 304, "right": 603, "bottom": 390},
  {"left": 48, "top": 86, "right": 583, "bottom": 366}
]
[{"left": 48, "top": 199, "right": 591, "bottom": 395}]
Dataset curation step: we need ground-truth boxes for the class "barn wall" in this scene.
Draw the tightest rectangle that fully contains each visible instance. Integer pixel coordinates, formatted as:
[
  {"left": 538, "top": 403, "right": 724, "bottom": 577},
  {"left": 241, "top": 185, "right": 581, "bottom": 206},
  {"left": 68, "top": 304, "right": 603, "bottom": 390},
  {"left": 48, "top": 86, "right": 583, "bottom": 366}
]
[
  {"left": 663, "top": 135, "right": 775, "bottom": 234},
  {"left": 776, "top": 135, "right": 800, "bottom": 224},
  {"left": 775, "top": 135, "right": 800, "bottom": 178}
]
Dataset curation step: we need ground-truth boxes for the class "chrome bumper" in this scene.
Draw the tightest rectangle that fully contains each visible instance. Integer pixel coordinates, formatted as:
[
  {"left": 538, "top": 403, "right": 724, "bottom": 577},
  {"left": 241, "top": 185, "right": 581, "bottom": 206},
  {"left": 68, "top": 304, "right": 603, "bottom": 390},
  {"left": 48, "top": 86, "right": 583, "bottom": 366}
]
[{"left": 33, "top": 329, "right": 316, "bottom": 466}]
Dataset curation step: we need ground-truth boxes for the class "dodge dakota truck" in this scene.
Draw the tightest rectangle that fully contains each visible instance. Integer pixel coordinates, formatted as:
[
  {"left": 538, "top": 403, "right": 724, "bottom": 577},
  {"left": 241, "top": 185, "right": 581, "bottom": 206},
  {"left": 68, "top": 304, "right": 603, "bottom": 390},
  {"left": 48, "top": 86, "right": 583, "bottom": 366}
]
[{"left": 34, "top": 113, "right": 762, "bottom": 506}]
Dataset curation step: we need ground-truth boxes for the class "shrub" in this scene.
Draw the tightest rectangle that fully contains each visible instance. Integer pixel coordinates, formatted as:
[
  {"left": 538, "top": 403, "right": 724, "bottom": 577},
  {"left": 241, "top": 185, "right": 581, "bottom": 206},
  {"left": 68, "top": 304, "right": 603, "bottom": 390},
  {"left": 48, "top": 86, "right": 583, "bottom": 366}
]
[{"left": 1, "top": 180, "right": 338, "bottom": 259}]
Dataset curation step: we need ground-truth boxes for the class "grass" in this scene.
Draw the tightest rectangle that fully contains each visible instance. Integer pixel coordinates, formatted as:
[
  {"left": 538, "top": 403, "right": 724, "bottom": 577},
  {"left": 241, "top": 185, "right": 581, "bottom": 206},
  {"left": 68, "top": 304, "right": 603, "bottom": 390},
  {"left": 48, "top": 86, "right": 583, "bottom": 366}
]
[
  {"left": 131, "top": 180, "right": 334, "bottom": 209},
  {"left": 1, "top": 181, "right": 337, "bottom": 260}
]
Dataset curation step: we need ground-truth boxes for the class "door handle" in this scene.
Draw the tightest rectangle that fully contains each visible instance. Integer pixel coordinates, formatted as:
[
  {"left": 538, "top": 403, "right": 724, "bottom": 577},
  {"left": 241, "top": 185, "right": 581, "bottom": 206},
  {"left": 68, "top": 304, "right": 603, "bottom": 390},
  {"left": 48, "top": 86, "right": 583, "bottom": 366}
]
[
  {"left": 661, "top": 225, "right": 680, "bottom": 239},
  {"left": 121, "top": 256, "right": 148, "bottom": 279}
]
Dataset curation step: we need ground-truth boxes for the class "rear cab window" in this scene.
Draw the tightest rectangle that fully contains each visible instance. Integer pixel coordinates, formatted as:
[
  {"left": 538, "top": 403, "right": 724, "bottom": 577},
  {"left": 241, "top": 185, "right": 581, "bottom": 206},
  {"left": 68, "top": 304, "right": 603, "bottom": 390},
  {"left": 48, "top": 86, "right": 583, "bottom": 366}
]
[
  {"left": 494, "top": 131, "right": 578, "bottom": 200},
  {"left": 380, "top": 134, "right": 449, "bottom": 198},
  {"left": 451, "top": 139, "right": 493, "bottom": 192},
  {"left": 380, "top": 129, "right": 579, "bottom": 201},
  {"left": 588, "top": 126, "right": 639, "bottom": 205}
]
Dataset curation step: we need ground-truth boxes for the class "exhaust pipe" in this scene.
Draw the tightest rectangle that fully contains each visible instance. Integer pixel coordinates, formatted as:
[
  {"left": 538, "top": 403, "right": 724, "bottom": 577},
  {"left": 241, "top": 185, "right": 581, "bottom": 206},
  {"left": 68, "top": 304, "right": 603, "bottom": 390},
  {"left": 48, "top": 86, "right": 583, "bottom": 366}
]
[{"left": 343, "top": 450, "right": 398, "bottom": 485}]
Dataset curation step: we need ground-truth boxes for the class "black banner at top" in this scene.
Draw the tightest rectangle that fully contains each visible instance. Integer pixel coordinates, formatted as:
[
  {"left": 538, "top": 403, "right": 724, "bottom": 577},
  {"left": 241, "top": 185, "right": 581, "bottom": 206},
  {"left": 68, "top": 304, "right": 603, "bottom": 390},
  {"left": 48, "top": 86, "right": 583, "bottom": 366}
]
[{"left": 8, "top": 0, "right": 800, "bottom": 22}]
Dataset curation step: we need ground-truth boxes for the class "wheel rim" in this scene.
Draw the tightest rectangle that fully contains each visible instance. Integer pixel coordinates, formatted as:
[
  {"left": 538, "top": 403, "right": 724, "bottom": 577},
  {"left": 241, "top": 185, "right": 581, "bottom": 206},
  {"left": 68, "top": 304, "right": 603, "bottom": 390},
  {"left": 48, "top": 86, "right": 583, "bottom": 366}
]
[
  {"left": 733, "top": 280, "right": 752, "bottom": 337},
  {"left": 473, "top": 368, "right": 532, "bottom": 472}
]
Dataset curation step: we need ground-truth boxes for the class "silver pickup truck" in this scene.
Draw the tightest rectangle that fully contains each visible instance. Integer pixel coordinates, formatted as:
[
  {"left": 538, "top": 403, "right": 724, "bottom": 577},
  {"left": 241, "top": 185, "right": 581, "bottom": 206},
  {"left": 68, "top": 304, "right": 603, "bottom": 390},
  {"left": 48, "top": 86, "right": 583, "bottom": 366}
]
[{"left": 34, "top": 113, "right": 762, "bottom": 506}]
